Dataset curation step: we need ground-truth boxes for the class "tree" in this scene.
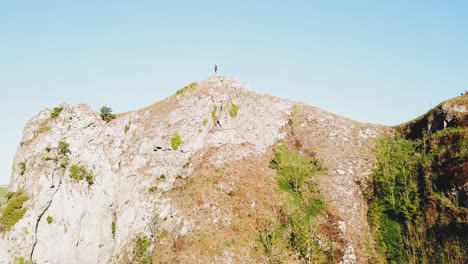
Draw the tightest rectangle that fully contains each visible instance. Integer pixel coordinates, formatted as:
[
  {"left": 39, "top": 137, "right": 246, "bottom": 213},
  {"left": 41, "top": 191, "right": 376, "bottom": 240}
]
[{"left": 100, "top": 105, "right": 116, "bottom": 123}]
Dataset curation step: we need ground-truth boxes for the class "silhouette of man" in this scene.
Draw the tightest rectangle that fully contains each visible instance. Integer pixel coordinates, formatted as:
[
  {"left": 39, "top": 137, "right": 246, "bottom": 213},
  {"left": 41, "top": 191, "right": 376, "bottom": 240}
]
[{"left": 214, "top": 64, "right": 218, "bottom": 75}]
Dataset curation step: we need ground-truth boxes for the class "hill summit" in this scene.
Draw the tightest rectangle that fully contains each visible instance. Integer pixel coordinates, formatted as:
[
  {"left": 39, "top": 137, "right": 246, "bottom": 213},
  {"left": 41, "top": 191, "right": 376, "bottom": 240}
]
[{"left": 0, "top": 77, "right": 465, "bottom": 264}]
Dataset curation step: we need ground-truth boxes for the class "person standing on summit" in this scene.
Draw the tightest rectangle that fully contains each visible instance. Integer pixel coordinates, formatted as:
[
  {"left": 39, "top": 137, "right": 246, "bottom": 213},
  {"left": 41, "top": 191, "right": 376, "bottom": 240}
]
[{"left": 214, "top": 64, "right": 218, "bottom": 75}]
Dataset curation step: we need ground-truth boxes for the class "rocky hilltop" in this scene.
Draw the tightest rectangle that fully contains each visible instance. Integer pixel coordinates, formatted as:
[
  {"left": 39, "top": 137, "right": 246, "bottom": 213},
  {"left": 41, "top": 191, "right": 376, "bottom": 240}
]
[{"left": 0, "top": 77, "right": 465, "bottom": 264}]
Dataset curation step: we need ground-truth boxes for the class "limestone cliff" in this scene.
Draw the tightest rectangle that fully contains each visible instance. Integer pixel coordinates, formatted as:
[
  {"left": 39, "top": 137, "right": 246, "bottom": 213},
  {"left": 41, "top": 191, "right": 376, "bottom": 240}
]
[{"left": 0, "top": 77, "right": 387, "bottom": 263}]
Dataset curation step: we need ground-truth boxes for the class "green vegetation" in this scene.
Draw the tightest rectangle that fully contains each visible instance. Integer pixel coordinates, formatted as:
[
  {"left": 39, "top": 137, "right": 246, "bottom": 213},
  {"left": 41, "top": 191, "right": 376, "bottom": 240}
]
[
  {"left": 50, "top": 106, "right": 64, "bottom": 118},
  {"left": 368, "top": 129, "right": 468, "bottom": 263},
  {"left": 0, "top": 190, "right": 29, "bottom": 232},
  {"left": 112, "top": 219, "right": 116, "bottom": 239},
  {"left": 14, "top": 257, "right": 30, "bottom": 264},
  {"left": 133, "top": 234, "right": 152, "bottom": 264},
  {"left": 124, "top": 122, "right": 131, "bottom": 134},
  {"left": 58, "top": 140, "right": 70, "bottom": 156},
  {"left": 270, "top": 144, "right": 328, "bottom": 261},
  {"left": 211, "top": 105, "right": 218, "bottom": 124},
  {"left": 175, "top": 82, "right": 197, "bottom": 96},
  {"left": 45, "top": 140, "right": 70, "bottom": 169},
  {"left": 69, "top": 164, "right": 94, "bottom": 186},
  {"left": 18, "top": 162, "right": 26, "bottom": 176},
  {"left": 100, "top": 105, "right": 116, "bottom": 123},
  {"left": 46, "top": 215, "right": 53, "bottom": 224},
  {"left": 256, "top": 143, "right": 337, "bottom": 262},
  {"left": 229, "top": 101, "right": 239, "bottom": 118},
  {"left": 6, "top": 192, "right": 14, "bottom": 200},
  {"left": 170, "top": 134, "right": 182, "bottom": 150},
  {"left": 0, "top": 187, "right": 7, "bottom": 198},
  {"left": 202, "top": 119, "right": 208, "bottom": 126}
]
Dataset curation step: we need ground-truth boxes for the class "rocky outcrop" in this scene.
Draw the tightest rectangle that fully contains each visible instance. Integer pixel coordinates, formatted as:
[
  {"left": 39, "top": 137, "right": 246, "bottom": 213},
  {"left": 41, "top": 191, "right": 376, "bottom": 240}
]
[{"left": 0, "top": 77, "right": 386, "bottom": 263}]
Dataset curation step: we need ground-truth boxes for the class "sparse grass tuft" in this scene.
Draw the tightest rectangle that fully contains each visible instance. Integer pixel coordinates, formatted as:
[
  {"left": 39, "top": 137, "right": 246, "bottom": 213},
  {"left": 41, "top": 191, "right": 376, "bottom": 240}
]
[
  {"left": 124, "top": 121, "right": 131, "bottom": 134},
  {"left": 211, "top": 105, "right": 218, "bottom": 124},
  {"left": 0, "top": 190, "right": 29, "bottom": 232},
  {"left": 50, "top": 106, "right": 64, "bottom": 118},
  {"left": 69, "top": 164, "right": 94, "bottom": 186},
  {"left": 58, "top": 140, "right": 70, "bottom": 156},
  {"left": 171, "top": 134, "right": 182, "bottom": 150},
  {"left": 112, "top": 219, "right": 116, "bottom": 239},
  {"left": 14, "top": 257, "right": 30, "bottom": 264},
  {"left": 133, "top": 234, "right": 152, "bottom": 264}
]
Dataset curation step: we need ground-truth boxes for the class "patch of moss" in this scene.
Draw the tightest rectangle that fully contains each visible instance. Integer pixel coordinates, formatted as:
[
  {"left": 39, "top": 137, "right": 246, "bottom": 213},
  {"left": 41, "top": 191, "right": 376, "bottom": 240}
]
[
  {"left": 0, "top": 190, "right": 29, "bottom": 232},
  {"left": 69, "top": 164, "right": 94, "bottom": 186},
  {"left": 175, "top": 82, "right": 197, "bottom": 96},
  {"left": 14, "top": 257, "right": 30, "bottom": 264},
  {"left": 50, "top": 106, "right": 64, "bottom": 118},
  {"left": 229, "top": 101, "right": 239, "bottom": 118},
  {"left": 170, "top": 134, "right": 182, "bottom": 150},
  {"left": 211, "top": 105, "right": 218, "bottom": 124}
]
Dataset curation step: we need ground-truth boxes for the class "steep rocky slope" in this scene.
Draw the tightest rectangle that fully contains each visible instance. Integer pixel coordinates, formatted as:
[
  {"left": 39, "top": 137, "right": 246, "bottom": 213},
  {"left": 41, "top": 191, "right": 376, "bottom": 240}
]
[{"left": 1, "top": 77, "right": 388, "bottom": 263}]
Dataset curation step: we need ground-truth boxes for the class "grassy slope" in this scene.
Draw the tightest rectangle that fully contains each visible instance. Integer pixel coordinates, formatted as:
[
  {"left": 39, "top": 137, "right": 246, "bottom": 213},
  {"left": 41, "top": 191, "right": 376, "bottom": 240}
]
[{"left": 368, "top": 96, "right": 467, "bottom": 263}]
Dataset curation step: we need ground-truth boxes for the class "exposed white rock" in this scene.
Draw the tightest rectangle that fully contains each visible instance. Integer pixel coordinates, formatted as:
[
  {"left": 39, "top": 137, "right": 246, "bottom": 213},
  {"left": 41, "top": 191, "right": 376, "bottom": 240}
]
[
  {"left": 0, "top": 76, "right": 387, "bottom": 263},
  {"left": 0, "top": 77, "right": 293, "bottom": 263}
]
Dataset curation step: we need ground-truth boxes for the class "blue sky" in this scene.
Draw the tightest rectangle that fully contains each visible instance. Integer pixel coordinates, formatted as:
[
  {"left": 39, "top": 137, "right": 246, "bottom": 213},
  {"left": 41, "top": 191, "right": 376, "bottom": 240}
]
[{"left": 1, "top": 1, "right": 467, "bottom": 184}]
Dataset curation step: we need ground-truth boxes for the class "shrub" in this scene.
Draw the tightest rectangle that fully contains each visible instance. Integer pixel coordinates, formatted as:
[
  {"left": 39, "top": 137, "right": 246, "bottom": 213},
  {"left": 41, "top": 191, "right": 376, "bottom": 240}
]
[
  {"left": 171, "top": 134, "right": 182, "bottom": 150},
  {"left": 175, "top": 82, "right": 197, "bottom": 96},
  {"left": 203, "top": 119, "right": 208, "bottom": 126},
  {"left": 0, "top": 190, "right": 29, "bottom": 232},
  {"left": 69, "top": 164, "right": 94, "bottom": 186},
  {"left": 50, "top": 106, "right": 64, "bottom": 118},
  {"left": 100, "top": 105, "right": 116, "bottom": 123},
  {"left": 229, "top": 101, "right": 239, "bottom": 118},
  {"left": 6, "top": 192, "right": 14, "bottom": 200},
  {"left": 58, "top": 140, "right": 70, "bottom": 156},
  {"left": 46, "top": 216, "right": 53, "bottom": 224},
  {"left": 18, "top": 162, "right": 26, "bottom": 176}
]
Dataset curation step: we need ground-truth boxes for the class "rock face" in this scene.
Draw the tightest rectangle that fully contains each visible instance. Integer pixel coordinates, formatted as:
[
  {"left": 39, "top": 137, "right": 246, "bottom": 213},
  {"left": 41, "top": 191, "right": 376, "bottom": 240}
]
[{"left": 0, "top": 77, "right": 387, "bottom": 263}]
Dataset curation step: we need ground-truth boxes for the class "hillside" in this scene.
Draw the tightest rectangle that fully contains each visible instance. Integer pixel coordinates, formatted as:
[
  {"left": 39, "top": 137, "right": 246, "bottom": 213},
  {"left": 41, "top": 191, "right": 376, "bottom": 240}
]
[
  {"left": 367, "top": 95, "right": 467, "bottom": 263},
  {"left": 0, "top": 77, "right": 465, "bottom": 264}
]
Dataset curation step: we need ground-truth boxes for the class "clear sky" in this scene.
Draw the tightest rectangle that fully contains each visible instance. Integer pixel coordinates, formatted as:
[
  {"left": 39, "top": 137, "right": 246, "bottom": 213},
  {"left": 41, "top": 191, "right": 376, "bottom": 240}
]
[{"left": 1, "top": 1, "right": 467, "bottom": 184}]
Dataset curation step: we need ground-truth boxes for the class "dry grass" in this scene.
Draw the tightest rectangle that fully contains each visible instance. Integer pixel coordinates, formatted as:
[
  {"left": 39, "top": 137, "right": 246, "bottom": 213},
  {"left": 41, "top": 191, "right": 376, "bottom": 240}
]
[{"left": 152, "top": 148, "right": 299, "bottom": 263}]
